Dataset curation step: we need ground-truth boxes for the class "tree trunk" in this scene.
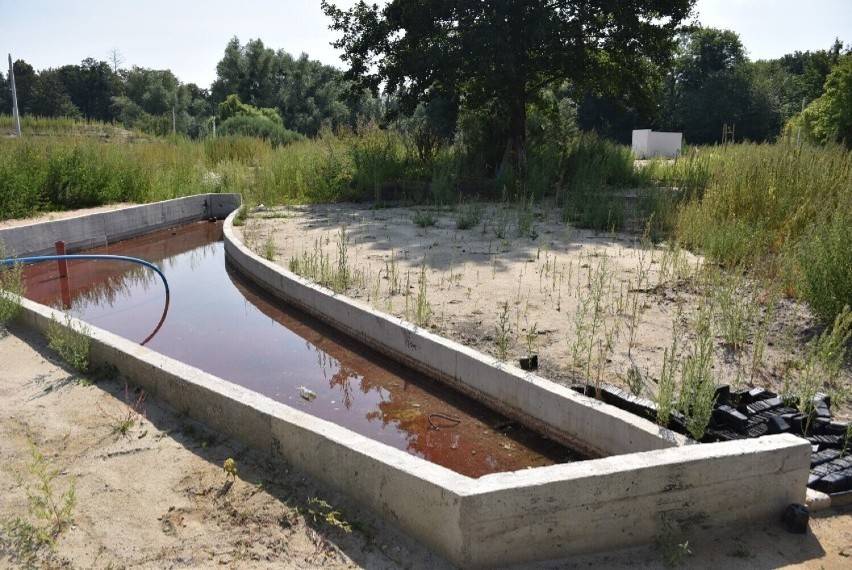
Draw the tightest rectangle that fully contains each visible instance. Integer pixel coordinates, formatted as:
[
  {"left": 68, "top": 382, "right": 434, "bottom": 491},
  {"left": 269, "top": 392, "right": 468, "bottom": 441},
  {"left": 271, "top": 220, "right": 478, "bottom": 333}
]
[{"left": 499, "top": 94, "right": 527, "bottom": 184}]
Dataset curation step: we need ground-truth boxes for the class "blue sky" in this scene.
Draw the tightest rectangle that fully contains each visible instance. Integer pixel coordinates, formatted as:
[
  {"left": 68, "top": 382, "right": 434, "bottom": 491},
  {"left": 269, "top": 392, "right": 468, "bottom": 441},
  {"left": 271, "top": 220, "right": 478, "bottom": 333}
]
[{"left": 2, "top": 0, "right": 850, "bottom": 89}]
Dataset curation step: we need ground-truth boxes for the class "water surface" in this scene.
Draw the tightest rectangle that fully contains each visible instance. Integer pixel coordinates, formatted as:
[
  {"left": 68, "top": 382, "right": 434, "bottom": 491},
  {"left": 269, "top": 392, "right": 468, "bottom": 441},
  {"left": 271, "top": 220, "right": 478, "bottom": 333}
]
[{"left": 23, "top": 221, "right": 582, "bottom": 477}]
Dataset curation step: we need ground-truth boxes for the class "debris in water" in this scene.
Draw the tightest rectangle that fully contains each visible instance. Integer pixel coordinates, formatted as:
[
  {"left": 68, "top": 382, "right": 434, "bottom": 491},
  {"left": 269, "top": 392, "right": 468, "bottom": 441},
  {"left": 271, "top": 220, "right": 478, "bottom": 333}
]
[
  {"left": 299, "top": 386, "right": 317, "bottom": 401},
  {"left": 428, "top": 412, "right": 462, "bottom": 430}
]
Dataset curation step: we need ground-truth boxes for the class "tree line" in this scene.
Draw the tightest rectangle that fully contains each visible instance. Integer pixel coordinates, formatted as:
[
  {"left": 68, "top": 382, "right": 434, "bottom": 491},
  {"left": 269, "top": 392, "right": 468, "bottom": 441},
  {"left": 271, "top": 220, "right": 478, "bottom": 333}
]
[
  {"left": 2, "top": 19, "right": 849, "bottom": 149},
  {"left": 0, "top": 38, "right": 381, "bottom": 140}
]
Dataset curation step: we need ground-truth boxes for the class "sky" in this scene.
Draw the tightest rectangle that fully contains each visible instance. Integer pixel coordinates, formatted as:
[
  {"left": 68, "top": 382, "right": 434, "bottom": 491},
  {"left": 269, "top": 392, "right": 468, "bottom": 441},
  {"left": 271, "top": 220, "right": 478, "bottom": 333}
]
[{"left": 1, "top": 0, "right": 850, "bottom": 90}]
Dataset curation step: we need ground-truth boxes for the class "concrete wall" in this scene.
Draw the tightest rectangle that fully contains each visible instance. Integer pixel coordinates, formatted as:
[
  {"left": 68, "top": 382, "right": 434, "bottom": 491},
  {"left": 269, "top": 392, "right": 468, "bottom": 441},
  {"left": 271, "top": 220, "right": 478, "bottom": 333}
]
[
  {"left": 459, "top": 435, "right": 810, "bottom": 567},
  {"left": 632, "top": 129, "right": 683, "bottom": 159},
  {"left": 223, "top": 217, "right": 685, "bottom": 458},
  {"left": 0, "top": 194, "right": 240, "bottom": 257},
  {"left": 14, "top": 297, "right": 470, "bottom": 562},
  {"left": 12, "top": 295, "right": 811, "bottom": 568},
  {"left": 2, "top": 197, "right": 814, "bottom": 568}
]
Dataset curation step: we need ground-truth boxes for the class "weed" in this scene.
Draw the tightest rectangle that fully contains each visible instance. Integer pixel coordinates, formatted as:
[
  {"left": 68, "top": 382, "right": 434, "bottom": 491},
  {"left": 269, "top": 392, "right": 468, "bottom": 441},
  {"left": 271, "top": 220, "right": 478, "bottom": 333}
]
[
  {"left": 303, "top": 497, "right": 352, "bottom": 533},
  {"left": 415, "top": 258, "right": 432, "bottom": 327},
  {"left": 569, "top": 282, "right": 592, "bottom": 367},
  {"left": 679, "top": 299, "right": 717, "bottom": 441},
  {"left": 1, "top": 440, "right": 76, "bottom": 566},
  {"left": 413, "top": 209, "right": 437, "bottom": 228},
  {"left": 750, "top": 281, "right": 780, "bottom": 381},
  {"left": 490, "top": 206, "right": 510, "bottom": 239},
  {"left": 732, "top": 540, "right": 753, "bottom": 559},
  {"left": 842, "top": 425, "right": 852, "bottom": 458},
  {"left": 626, "top": 356, "right": 644, "bottom": 396},
  {"left": 0, "top": 239, "right": 25, "bottom": 330},
  {"left": 262, "top": 232, "right": 276, "bottom": 261},
  {"left": 384, "top": 250, "right": 401, "bottom": 295},
  {"left": 105, "top": 384, "right": 147, "bottom": 438},
  {"left": 223, "top": 458, "right": 238, "bottom": 482},
  {"left": 287, "top": 229, "right": 360, "bottom": 294},
  {"left": 46, "top": 312, "right": 91, "bottom": 374},
  {"left": 524, "top": 321, "right": 538, "bottom": 356},
  {"left": 656, "top": 318, "right": 682, "bottom": 428},
  {"left": 796, "top": 207, "right": 852, "bottom": 325},
  {"left": 496, "top": 301, "right": 511, "bottom": 360},
  {"left": 712, "top": 270, "right": 756, "bottom": 353},
  {"left": 625, "top": 285, "right": 642, "bottom": 355},
  {"left": 580, "top": 254, "right": 615, "bottom": 380},
  {"left": 657, "top": 515, "right": 692, "bottom": 567},
  {"left": 232, "top": 204, "right": 249, "bottom": 227},
  {"left": 798, "top": 307, "right": 852, "bottom": 426},
  {"left": 455, "top": 199, "right": 484, "bottom": 230},
  {"left": 517, "top": 198, "right": 535, "bottom": 239},
  {"left": 336, "top": 226, "right": 351, "bottom": 292}
]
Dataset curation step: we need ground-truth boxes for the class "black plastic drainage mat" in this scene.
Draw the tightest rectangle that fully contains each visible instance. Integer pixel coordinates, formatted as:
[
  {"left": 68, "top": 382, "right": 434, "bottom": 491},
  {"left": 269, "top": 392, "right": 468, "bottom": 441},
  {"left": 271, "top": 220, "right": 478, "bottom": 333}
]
[{"left": 573, "top": 384, "right": 852, "bottom": 496}]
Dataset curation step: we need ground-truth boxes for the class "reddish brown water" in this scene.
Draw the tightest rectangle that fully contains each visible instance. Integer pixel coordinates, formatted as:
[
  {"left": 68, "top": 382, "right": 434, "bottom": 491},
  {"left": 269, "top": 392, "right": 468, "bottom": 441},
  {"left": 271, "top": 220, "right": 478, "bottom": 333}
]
[{"left": 22, "top": 221, "right": 583, "bottom": 477}]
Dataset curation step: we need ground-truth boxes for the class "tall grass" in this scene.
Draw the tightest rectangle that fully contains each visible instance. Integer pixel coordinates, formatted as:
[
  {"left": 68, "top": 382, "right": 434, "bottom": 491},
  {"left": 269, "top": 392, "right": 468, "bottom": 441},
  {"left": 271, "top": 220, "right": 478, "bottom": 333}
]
[
  {"left": 674, "top": 142, "right": 851, "bottom": 323},
  {"left": 2, "top": 116, "right": 849, "bottom": 323}
]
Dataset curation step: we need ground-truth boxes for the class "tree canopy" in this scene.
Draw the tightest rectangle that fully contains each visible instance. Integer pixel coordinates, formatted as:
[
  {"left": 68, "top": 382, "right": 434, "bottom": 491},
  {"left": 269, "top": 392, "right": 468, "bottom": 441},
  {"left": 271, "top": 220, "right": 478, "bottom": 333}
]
[
  {"left": 322, "top": 0, "right": 695, "bottom": 156},
  {"left": 3, "top": 25, "right": 847, "bottom": 149},
  {"left": 657, "top": 27, "right": 782, "bottom": 143},
  {"left": 211, "top": 37, "right": 364, "bottom": 136},
  {"left": 790, "top": 54, "right": 852, "bottom": 147}
]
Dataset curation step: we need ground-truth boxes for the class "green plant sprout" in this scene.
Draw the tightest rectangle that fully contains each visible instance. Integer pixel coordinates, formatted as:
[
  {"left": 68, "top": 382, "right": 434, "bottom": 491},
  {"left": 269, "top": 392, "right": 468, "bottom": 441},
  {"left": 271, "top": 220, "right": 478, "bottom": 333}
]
[{"left": 46, "top": 312, "right": 91, "bottom": 374}]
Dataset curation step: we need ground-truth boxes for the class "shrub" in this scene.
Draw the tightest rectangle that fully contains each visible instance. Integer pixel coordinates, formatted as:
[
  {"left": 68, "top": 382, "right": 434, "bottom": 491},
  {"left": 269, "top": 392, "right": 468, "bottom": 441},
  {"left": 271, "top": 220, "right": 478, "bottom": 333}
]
[{"left": 218, "top": 116, "right": 302, "bottom": 147}]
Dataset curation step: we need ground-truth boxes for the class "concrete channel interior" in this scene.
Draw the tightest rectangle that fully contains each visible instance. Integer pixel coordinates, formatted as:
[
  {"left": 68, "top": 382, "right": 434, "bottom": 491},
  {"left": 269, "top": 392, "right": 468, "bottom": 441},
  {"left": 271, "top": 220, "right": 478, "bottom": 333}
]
[{"left": 0, "top": 194, "right": 812, "bottom": 568}]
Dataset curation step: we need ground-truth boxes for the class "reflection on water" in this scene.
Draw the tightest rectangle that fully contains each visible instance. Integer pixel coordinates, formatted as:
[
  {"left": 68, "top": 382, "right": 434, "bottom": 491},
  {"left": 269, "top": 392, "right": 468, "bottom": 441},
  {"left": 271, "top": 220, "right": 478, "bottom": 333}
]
[{"left": 22, "top": 221, "right": 581, "bottom": 477}]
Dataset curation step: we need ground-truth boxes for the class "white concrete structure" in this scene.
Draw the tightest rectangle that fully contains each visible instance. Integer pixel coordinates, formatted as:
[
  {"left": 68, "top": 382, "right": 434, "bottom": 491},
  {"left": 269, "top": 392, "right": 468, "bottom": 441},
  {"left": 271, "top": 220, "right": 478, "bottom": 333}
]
[
  {"left": 0, "top": 193, "right": 239, "bottom": 257},
  {"left": 3, "top": 197, "right": 813, "bottom": 568},
  {"left": 632, "top": 129, "right": 683, "bottom": 159}
]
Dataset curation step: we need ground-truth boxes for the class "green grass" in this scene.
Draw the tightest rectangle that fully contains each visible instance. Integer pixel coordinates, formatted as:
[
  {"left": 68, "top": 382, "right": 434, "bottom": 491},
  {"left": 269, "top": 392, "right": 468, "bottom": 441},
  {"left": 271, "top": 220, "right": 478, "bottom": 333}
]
[
  {"left": 674, "top": 142, "right": 851, "bottom": 324},
  {"left": 2, "top": 115, "right": 850, "bottom": 325},
  {"left": 0, "top": 239, "right": 26, "bottom": 330},
  {"left": 45, "top": 313, "right": 91, "bottom": 374}
]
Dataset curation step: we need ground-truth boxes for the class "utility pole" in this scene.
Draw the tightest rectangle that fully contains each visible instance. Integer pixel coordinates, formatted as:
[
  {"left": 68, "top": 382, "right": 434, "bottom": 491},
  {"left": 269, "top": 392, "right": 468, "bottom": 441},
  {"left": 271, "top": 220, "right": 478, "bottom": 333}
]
[
  {"left": 172, "top": 105, "right": 176, "bottom": 135},
  {"left": 8, "top": 54, "right": 22, "bottom": 136}
]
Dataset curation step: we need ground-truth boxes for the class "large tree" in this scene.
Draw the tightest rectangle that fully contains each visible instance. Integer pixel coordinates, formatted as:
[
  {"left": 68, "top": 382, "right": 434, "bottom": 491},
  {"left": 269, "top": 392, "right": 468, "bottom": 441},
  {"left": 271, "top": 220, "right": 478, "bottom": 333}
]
[
  {"left": 793, "top": 54, "right": 852, "bottom": 147},
  {"left": 28, "top": 69, "right": 81, "bottom": 118},
  {"left": 322, "top": 0, "right": 695, "bottom": 158},
  {"left": 9, "top": 60, "right": 37, "bottom": 115},
  {"left": 211, "top": 37, "right": 362, "bottom": 136},
  {"left": 751, "top": 39, "right": 844, "bottom": 122},
  {"left": 57, "top": 58, "right": 122, "bottom": 122},
  {"left": 658, "top": 27, "right": 782, "bottom": 143}
]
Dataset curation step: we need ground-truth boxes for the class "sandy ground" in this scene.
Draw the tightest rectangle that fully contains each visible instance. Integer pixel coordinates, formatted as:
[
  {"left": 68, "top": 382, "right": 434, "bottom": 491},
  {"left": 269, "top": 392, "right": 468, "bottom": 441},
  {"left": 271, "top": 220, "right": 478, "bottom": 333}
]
[
  {"left": 241, "top": 202, "right": 850, "bottom": 421},
  {"left": 1, "top": 202, "right": 850, "bottom": 568}
]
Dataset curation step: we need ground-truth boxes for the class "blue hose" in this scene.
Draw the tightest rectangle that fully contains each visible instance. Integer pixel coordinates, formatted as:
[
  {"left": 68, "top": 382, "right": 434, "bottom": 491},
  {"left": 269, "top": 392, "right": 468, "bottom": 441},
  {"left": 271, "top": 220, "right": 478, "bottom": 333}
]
[{"left": 1, "top": 254, "right": 170, "bottom": 295}]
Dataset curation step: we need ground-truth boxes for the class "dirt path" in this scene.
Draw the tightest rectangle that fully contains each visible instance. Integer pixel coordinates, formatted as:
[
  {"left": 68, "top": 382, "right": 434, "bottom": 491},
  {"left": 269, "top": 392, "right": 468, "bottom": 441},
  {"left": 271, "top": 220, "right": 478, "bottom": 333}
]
[{"left": 1, "top": 203, "right": 850, "bottom": 568}]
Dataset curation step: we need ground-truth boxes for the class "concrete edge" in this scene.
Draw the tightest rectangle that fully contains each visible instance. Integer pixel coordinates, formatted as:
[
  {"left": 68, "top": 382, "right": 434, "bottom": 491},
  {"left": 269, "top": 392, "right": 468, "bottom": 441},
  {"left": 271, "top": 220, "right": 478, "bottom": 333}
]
[
  {"left": 224, "top": 209, "right": 689, "bottom": 457},
  {"left": 13, "top": 295, "right": 471, "bottom": 560},
  {"left": 0, "top": 194, "right": 241, "bottom": 257},
  {"left": 223, "top": 209, "right": 689, "bottom": 457},
  {"left": 458, "top": 434, "right": 812, "bottom": 567},
  {"left": 8, "top": 293, "right": 812, "bottom": 569},
  {"left": 806, "top": 488, "right": 832, "bottom": 511}
]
